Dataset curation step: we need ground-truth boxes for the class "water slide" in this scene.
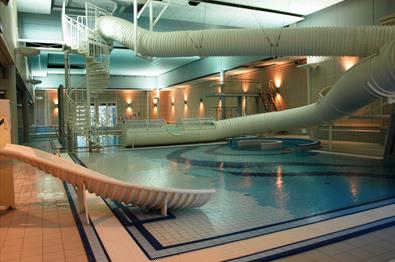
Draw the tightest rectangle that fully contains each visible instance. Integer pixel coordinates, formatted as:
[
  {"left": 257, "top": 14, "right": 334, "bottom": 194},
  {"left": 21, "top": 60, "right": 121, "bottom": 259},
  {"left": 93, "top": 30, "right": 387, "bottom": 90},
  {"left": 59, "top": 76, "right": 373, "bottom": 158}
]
[
  {"left": 96, "top": 16, "right": 395, "bottom": 147},
  {"left": 0, "top": 144, "right": 215, "bottom": 216}
]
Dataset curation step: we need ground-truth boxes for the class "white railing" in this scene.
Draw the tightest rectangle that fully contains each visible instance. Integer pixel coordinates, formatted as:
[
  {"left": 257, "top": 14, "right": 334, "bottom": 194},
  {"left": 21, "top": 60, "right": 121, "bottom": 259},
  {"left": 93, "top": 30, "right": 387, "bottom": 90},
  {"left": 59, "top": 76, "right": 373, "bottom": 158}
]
[
  {"left": 124, "top": 119, "right": 167, "bottom": 130},
  {"left": 62, "top": 1, "right": 111, "bottom": 60},
  {"left": 86, "top": 2, "right": 111, "bottom": 31},
  {"left": 176, "top": 117, "right": 216, "bottom": 130}
]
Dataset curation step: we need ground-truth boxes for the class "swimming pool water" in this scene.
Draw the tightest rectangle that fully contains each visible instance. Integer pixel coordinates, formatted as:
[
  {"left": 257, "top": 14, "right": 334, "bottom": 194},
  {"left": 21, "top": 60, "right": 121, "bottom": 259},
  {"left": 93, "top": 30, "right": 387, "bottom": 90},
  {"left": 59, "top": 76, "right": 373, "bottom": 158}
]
[{"left": 76, "top": 143, "right": 395, "bottom": 250}]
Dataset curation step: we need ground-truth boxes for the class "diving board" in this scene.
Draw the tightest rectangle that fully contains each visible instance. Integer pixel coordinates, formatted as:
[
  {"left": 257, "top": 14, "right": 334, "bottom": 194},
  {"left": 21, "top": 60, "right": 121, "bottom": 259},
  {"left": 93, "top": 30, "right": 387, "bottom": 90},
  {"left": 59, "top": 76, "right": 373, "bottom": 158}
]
[{"left": 0, "top": 144, "right": 215, "bottom": 220}]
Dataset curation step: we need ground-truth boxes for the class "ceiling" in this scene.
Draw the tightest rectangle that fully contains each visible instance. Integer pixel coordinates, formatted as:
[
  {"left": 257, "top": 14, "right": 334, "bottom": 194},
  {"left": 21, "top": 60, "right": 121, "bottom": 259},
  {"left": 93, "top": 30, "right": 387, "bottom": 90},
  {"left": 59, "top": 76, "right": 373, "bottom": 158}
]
[{"left": 18, "top": 0, "right": 344, "bottom": 84}]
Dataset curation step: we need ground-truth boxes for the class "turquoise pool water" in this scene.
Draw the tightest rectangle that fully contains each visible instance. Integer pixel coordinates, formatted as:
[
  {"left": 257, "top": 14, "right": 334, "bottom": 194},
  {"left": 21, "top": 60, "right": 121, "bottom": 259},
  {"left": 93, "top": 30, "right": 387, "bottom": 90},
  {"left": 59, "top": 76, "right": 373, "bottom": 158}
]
[{"left": 76, "top": 141, "right": 395, "bottom": 254}]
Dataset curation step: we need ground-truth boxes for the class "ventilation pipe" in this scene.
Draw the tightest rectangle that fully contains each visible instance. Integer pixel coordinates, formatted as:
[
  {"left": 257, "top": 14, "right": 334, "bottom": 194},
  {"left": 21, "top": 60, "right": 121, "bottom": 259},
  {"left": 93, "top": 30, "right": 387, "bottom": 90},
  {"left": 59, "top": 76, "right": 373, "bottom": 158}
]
[
  {"left": 97, "top": 16, "right": 395, "bottom": 57},
  {"left": 95, "top": 16, "right": 395, "bottom": 146}
]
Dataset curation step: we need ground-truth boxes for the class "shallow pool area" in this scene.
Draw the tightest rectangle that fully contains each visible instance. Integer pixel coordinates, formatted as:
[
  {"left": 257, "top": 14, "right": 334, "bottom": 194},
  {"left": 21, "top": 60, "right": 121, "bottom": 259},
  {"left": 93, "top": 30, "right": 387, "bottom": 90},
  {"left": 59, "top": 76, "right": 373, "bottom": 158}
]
[{"left": 76, "top": 141, "right": 395, "bottom": 259}]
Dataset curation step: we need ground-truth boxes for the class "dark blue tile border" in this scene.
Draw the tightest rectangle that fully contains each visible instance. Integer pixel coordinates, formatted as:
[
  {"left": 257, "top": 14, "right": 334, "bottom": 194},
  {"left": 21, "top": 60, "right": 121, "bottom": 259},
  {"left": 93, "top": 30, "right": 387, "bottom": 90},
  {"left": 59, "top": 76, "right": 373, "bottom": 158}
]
[
  {"left": 62, "top": 181, "right": 96, "bottom": 262},
  {"left": 226, "top": 216, "right": 395, "bottom": 262},
  {"left": 140, "top": 197, "right": 395, "bottom": 250},
  {"left": 67, "top": 153, "right": 112, "bottom": 262}
]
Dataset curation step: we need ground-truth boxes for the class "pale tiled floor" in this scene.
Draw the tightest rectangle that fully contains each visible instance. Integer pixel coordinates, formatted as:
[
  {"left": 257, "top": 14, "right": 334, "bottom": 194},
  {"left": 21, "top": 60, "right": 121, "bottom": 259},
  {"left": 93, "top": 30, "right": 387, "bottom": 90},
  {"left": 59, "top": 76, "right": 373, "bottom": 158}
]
[{"left": 0, "top": 161, "right": 87, "bottom": 262}]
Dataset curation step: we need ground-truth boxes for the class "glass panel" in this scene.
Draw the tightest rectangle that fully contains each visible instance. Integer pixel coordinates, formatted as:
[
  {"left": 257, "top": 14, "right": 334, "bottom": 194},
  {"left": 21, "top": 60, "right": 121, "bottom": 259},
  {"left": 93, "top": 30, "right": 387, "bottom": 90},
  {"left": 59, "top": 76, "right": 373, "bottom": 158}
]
[{"left": 90, "top": 105, "right": 96, "bottom": 127}]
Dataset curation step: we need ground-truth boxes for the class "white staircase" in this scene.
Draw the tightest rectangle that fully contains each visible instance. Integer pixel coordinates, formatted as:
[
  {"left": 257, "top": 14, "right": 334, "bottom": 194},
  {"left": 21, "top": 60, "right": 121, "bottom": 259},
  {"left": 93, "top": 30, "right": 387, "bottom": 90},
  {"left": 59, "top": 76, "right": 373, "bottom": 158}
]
[{"left": 62, "top": 2, "right": 111, "bottom": 148}]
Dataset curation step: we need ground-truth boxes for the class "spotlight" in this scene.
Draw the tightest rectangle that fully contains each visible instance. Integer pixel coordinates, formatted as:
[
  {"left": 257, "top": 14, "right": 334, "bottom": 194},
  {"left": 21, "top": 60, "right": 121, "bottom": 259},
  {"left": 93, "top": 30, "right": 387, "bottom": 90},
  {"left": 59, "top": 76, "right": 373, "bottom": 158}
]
[
  {"left": 200, "top": 98, "right": 203, "bottom": 103},
  {"left": 188, "top": 1, "right": 200, "bottom": 6},
  {"left": 184, "top": 100, "right": 188, "bottom": 105}
]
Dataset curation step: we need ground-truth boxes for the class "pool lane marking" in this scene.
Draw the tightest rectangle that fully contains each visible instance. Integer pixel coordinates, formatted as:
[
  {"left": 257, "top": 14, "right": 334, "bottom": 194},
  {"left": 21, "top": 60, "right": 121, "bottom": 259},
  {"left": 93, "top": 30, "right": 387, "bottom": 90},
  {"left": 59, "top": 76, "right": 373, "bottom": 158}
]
[{"left": 153, "top": 204, "right": 395, "bottom": 262}]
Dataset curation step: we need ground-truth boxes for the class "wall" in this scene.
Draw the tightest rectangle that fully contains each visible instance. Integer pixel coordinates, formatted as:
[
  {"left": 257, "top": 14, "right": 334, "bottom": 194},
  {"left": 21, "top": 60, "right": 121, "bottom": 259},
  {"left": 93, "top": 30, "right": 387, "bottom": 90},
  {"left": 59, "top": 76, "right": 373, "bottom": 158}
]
[
  {"left": 32, "top": 88, "right": 156, "bottom": 132},
  {"left": 0, "top": 99, "right": 11, "bottom": 147},
  {"left": 32, "top": 89, "right": 59, "bottom": 128}
]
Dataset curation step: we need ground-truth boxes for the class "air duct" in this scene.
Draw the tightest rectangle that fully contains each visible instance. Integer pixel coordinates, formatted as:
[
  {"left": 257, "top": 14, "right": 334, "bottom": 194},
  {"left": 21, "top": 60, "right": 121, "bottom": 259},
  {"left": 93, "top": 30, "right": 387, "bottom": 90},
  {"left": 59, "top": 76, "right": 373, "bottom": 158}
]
[
  {"left": 97, "top": 16, "right": 395, "bottom": 57},
  {"left": 95, "top": 16, "right": 395, "bottom": 146}
]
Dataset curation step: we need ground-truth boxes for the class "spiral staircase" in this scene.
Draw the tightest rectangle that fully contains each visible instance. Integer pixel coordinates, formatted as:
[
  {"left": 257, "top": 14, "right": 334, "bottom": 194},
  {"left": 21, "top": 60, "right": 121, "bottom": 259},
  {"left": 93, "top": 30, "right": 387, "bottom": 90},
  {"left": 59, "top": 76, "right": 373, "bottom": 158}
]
[{"left": 61, "top": 2, "right": 111, "bottom": 149}]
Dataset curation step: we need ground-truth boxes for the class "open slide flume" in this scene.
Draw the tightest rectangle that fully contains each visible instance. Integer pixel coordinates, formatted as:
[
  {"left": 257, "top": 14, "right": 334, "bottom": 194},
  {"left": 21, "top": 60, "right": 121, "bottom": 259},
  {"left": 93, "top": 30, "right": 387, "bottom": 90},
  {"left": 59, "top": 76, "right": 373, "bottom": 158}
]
[
  {"left": 96, "top": 16, "right": 395, "bottom": 147},
  {"left": 0, "top": 144, "right": 215, "bottom": 217}
]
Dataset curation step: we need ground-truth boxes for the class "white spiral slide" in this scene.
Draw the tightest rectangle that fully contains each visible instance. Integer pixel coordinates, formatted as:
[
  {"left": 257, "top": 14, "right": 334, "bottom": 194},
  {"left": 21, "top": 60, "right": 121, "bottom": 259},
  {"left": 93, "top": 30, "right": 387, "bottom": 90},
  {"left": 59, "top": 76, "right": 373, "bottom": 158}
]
[
  {"left": 0, "top": 144, "right": 215, "bottom": 217},
  {"left": 96, "top": 16, "right": 395, "bottom": 147}
]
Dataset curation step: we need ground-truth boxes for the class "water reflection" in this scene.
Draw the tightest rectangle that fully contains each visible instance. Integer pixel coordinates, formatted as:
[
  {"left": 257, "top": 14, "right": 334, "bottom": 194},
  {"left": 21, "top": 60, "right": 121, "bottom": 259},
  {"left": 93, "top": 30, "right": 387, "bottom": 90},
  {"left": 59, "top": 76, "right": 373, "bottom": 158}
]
[
  {"left": 276, "top": 165, "right": 283, "bottom": 191},
  {"left": 275, "top": 165, "right": 288, "bottom": 209},
  {"left": 349, "top": 177, "right": 360, "bottom": 201}
]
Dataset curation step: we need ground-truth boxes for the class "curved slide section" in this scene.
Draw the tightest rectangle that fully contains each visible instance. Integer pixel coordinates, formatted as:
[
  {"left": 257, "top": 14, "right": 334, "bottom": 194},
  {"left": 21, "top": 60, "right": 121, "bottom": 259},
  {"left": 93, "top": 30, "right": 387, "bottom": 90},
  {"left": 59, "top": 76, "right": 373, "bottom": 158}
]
[
  {"left": 97, "top": 17, "right": 395, "bottom": 147},
  {"left": 0, "top": 144, "right": 215, "bottom": 215}
]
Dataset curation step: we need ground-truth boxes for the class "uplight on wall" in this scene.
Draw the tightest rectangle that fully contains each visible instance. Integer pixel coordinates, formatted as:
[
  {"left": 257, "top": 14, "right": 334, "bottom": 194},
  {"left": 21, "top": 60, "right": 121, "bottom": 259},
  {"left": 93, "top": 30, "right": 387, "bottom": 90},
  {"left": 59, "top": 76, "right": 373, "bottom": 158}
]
[
  {"left": 341, "top": 56, "right": 359, "bottom": 71},
  {"left": 274, "top": 79, "right": 282, "bottom": 89},
  {"left": 153, "top": 97, "right": 158, "bottom": 107}
]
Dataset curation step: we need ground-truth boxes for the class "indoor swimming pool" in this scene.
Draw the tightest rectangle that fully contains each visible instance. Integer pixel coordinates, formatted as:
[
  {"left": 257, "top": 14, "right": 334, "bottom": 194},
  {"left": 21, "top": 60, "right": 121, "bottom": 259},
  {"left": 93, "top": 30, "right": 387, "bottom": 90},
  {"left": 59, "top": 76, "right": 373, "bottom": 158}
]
[{"left": 75, "top": 140, "right": 395, "bottom": 259}]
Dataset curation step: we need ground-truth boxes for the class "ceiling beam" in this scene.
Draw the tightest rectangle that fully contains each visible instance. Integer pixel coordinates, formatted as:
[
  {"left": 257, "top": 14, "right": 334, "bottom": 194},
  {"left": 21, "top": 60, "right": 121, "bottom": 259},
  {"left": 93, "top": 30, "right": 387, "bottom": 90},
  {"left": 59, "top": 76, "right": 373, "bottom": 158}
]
[{"left": 189, "top": 0, "right": 304, "bottom": 18}]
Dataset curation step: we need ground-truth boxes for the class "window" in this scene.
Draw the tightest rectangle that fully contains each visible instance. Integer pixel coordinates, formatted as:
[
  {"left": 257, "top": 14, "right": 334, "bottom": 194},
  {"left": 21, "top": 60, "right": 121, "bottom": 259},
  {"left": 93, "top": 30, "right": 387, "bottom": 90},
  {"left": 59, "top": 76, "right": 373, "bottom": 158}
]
[{"left": 91, "top": 103, "right": 117, "bottom": 127}]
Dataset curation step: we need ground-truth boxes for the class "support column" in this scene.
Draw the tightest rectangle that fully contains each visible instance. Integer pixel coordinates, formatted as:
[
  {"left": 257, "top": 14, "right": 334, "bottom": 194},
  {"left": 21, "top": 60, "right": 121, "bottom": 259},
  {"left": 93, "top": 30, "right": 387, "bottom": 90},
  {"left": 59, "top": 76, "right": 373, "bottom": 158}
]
[
  {"left": 384, "top": 104, "right": 395, "bottom": 163},
  {"left": 58, "top": 85, "right": 65, "bottom": 146},
  {"left": 4, "top": 66, "right": 17, "bottom": 144},
  {"left": 237, "top": 96, "right": 242, "bottom": 117},
  {"left": 64, "top": 48, "right": 73, "bottom": 151},
  {"left": 133, "top": 0, "right": 138, "bottom": 56},
  {"left": 245, "top": 96, "right": 248, "bottom": 116},
  {"left": 21, "top": 88, "right": 29, "bottom": 143},
  {"left": 220, "top": 70, "right": 226, "bottom": 120},
  {"left": 149, "top": 0, "right": 153, "bottom": 31},
  {"left": 156, "top": 80, "right": 160, "bottom": 119}
]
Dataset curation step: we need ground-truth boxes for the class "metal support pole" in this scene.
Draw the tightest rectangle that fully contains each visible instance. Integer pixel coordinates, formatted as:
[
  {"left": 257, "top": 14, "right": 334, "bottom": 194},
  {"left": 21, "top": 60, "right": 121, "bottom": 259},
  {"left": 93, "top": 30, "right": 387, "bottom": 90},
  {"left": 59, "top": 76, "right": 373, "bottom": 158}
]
[
  {"left": 133, "top": 0, "right": 138, "bottom": 56},
  {"left": 64, "top": 48, "right": 73, "bottom": 150},
  {"left": 149, "top": 0, "right": 153, "bottom": 31},
  {"left": 21, "top": 89, "right": 30, "bottom": 143},
  {"left": 153, "top": 2, "right": 169, "bottom": 27},
  {"left": 85, "top": 58, "right": 92, "bottom": 151},
  {"left": 137, "top": 0, "right": 152, "bottom": 19},
  {"left": 58, "top": 85, "right": 65, "bottom": 146}
]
